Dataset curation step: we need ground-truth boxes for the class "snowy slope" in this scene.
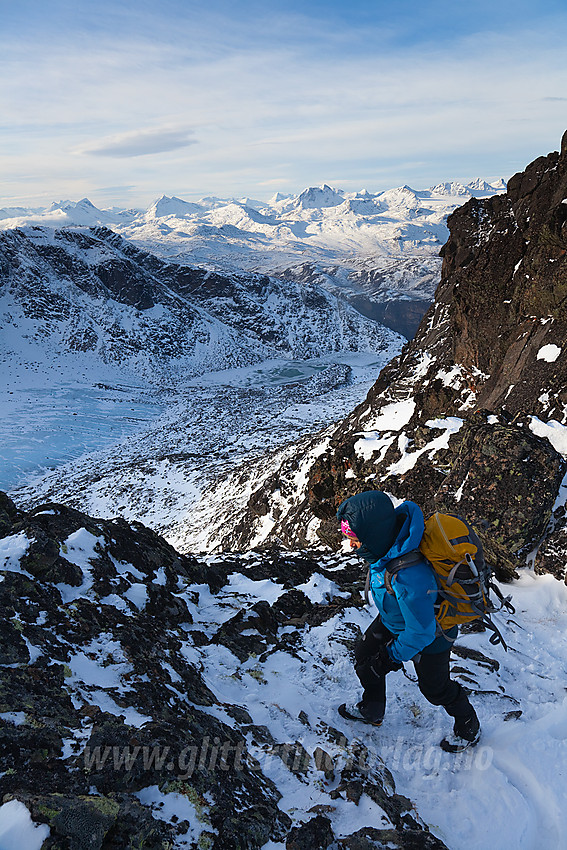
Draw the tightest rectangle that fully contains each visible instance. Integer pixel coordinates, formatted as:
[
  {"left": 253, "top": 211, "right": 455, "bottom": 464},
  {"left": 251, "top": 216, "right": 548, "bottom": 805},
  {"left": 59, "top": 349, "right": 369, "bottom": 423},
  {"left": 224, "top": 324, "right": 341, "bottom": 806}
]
[{"left": 2, "top": 497, "right": 567, "bottom": 849}]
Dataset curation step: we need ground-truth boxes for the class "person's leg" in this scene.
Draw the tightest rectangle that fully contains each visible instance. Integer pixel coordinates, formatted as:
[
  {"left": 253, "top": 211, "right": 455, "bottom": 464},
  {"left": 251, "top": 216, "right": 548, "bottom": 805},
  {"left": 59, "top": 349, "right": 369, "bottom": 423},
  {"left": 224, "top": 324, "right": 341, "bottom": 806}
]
[
  {"left": 351, "top": 616, "right": 394, "bottom": 721},
  {"left": 413, "top": 650, "right": 479, "bottom": 746}
]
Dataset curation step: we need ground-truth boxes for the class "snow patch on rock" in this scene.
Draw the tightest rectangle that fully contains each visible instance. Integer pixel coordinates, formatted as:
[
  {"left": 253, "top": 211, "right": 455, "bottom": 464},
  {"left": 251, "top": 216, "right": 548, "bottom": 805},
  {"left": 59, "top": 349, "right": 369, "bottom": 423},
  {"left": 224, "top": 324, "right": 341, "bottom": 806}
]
[{"left": 537, "top": 344, "right": 561, "bottom": 363}]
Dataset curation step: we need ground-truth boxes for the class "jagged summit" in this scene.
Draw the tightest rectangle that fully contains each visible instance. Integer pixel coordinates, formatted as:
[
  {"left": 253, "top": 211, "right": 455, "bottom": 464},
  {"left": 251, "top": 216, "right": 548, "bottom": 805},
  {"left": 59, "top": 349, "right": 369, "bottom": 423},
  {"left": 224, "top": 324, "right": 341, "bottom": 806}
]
[
  {"left": 48, "top": 197, "right": 98, "bottom": 212},
  {"left": 488, "top": 177, "right": 507, "bottom": 191},
  {"left": 429, "top": 181, "right": 470, "bottom": 196},
  {"left": 268, "top": 191, "right": 293, "bottom": 204}
]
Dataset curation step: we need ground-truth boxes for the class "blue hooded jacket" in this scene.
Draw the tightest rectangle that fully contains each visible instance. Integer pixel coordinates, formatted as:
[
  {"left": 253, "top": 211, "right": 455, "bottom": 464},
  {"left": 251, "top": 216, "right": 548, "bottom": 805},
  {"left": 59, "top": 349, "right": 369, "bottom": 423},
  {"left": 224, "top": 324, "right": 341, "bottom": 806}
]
[{"left": 337, "top": 493, "right": 442, "bottom": 662}]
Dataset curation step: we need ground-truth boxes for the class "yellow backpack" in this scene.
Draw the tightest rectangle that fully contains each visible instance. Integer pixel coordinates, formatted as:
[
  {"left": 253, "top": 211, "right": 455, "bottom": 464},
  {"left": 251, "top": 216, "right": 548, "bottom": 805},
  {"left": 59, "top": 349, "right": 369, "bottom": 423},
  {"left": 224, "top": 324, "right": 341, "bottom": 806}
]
[
  {"left": 382, "top": 512, "right": 514, "bottom": 649},
  {"left": 420, "top": 512, "right": 490, "bottom": 630}
]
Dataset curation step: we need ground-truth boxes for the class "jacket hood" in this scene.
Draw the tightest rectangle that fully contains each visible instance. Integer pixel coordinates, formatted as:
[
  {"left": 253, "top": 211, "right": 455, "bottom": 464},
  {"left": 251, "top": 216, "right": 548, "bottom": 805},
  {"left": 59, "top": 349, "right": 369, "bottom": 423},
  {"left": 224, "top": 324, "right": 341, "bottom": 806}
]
[
  {"left": 336, "top": 490, "right": 396, "bottom": 563},
  {"left": 377, "top": 500, "right": 425, "bottom": 567}
]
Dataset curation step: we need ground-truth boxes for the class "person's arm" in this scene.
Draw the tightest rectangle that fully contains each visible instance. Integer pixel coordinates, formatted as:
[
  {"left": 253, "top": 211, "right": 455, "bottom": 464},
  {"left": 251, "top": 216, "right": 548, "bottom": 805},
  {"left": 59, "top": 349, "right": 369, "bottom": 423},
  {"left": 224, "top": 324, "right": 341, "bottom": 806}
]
[{"left": 387, "top": 564, "right": 437, "bottom": 662}]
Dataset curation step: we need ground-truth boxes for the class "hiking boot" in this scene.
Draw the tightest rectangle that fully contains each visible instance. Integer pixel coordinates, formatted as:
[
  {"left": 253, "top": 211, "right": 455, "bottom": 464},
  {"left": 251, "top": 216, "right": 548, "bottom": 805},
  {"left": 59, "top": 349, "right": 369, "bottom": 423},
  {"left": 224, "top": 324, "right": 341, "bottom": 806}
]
[
  {"left": 440, "top": 714, "right": 481, "bottom": 753},
  {"left": 338, "top": 702, "right": 383, "bottom": 726}
]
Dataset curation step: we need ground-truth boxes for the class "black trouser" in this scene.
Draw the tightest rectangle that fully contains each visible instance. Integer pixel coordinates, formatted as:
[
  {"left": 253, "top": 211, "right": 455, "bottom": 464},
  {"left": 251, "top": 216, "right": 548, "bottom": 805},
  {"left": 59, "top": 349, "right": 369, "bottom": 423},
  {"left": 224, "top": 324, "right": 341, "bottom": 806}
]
[{"left": 354, "top": 615, "right": 476, "bottom": 723}]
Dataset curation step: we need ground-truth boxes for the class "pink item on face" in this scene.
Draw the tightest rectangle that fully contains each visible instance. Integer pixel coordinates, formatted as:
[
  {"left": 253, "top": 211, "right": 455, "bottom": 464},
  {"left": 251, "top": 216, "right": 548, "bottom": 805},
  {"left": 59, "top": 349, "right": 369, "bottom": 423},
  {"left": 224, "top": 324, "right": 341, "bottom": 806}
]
[{"left": 341, "top": 519, "right": 358, "bottom": 539}]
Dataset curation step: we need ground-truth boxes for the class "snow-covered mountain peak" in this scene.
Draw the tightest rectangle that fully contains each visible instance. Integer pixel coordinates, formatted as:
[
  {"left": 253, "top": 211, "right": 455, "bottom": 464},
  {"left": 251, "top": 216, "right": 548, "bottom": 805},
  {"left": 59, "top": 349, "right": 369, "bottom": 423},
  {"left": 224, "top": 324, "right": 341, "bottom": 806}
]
[
  {"left": 196, "top": 195, "right": 235, "bottom": 211},
  {"left": 376, "top": 185, "right": 425, "bottom": 212},
  {"left": 296, "top": 184, "right": 345, "bottom": 209},
  {"left": 429, "top": 180, "right": 470, "bottom": 196},
  {"left": 207, "top": 201, "right": 277, "bottom": 228},
  {"left": 76, "top": 197, "right": 98, "bottom": 209},
  {"left": 147, "top": 195, "right": 203, "bottom": 219},
  {"left": 47, "top": 197, "right": 101, "bottom": 215},
  {"left": 467, "top": 178, "right": 493, "bottom": 192},
  {"left": 47, "top": 199, "right": 75, "bottom": 212},
  {"left": 269, "top": 191, "right": 294, "bottom": 204},
  {"left": 341, "top": 195, "right": 382, "bottom": 215}
]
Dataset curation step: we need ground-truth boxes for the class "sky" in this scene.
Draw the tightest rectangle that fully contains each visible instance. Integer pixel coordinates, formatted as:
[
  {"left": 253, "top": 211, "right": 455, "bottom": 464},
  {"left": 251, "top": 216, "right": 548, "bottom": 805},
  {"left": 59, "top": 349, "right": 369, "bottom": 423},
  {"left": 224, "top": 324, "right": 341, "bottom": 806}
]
[{"left": 1, "top": 0, "right": 567, "bottom": 209}]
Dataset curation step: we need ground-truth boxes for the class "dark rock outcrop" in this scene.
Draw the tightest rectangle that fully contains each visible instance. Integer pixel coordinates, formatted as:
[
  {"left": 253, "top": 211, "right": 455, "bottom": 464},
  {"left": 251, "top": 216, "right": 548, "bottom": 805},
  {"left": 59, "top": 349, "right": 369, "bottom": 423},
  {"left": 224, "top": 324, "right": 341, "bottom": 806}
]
[
  {"left": 0, "top": 495, "right": 286, "bottom": 848},
  {"left": 0, "top": 493, "right": 449, "bottom": 849}
]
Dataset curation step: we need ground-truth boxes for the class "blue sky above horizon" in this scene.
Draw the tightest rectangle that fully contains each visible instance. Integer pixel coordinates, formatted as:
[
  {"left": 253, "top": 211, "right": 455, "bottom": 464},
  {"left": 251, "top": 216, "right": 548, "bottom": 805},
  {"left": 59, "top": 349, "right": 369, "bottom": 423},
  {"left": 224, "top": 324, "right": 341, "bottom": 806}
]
[{"left": 1, "top": 0, "right": 566, "bottom": 207}]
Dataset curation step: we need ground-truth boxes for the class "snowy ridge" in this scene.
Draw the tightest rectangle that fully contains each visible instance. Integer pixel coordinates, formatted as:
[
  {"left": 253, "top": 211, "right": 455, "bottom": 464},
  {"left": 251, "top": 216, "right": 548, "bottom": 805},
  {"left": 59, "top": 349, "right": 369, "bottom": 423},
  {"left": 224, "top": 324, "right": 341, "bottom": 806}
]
[{"left": 0, "top": 226, "right": 398, "bottom": 386}]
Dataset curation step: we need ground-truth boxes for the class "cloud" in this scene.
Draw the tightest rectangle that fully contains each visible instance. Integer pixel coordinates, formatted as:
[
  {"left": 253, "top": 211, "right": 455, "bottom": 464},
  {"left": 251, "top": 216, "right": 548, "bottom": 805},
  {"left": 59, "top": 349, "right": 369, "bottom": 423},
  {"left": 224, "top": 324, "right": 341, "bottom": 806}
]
[
  {"left": 2, "top": 2, "right": 567, "bottom": 205},
  {"left": 258, "top": 178, "right": 293, "bottom": 186},
  {"left": 78, "top": 128, "right": 197, "bottom": 158}
]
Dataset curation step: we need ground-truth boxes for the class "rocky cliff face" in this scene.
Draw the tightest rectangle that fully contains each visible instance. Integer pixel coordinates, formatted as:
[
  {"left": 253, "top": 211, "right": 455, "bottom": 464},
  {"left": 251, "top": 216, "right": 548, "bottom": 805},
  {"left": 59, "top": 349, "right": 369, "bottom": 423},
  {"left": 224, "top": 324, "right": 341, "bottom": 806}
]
[{"left": 211, "top": 133, "right": 567, "bottom": 581}]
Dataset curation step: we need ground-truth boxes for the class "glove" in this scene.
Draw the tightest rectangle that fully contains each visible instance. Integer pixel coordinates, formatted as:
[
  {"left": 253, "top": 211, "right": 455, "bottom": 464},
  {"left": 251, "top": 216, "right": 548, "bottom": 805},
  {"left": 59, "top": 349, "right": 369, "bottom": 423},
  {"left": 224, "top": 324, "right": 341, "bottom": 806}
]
[{"left": 372, "top": 643, "right": 403, "bottom": 676}]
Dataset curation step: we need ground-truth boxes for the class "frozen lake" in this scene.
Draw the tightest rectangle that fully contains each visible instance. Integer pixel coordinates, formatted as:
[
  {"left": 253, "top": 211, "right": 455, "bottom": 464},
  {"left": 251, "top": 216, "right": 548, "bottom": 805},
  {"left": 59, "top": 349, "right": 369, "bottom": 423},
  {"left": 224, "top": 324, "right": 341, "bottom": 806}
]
[
  {"left": 0, "top": 382, "right": 164, "bottom": 491},
  {"left": 2, "top": 352, "right": 387, "bottom": 512}
]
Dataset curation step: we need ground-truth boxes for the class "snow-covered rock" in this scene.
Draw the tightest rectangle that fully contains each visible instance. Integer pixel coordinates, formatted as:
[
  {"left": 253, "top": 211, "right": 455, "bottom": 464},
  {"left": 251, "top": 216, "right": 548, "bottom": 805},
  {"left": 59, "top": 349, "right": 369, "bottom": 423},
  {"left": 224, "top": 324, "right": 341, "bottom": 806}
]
[
  {"left": 146, "top": 195, "right": 203, "bottom": 218},
  {"left": 429, "top": 181, "right": 470, "bottom": 196},
  {"left": 2, "top": 492, "right": 567, "bottom": 850},
  {"left": 295, "top": 184, "right": 345, "bottom": 209}
]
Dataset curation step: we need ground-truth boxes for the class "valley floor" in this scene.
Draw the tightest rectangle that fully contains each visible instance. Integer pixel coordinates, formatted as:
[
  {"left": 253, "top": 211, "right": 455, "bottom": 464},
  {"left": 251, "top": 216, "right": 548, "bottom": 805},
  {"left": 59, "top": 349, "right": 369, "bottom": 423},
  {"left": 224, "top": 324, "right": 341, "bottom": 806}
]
[{"left": 6, "top": 351, "right": 393, "bottom": 550}]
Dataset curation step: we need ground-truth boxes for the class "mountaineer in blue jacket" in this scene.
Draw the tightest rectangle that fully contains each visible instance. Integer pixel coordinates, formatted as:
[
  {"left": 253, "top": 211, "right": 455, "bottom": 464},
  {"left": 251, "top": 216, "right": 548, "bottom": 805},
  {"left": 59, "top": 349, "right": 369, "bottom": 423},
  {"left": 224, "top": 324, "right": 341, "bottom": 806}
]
[{"left": 336, "top": 490, "right": 480, "bottom": 752}]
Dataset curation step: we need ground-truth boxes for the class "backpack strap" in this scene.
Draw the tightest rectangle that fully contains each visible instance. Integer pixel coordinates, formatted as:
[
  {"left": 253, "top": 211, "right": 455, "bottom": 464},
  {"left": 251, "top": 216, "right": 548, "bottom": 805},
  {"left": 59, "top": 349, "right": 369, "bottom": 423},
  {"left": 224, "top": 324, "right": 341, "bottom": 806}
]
[
  {"left": 489, "top": 579, "right": 516, "bottom": 615},
  {"left": 384, "top": 550, "right": 424, "bottom": 595},
  {"left": 364, "top": 567, "right": 371, "bottom": 605},
  {"left": 363, "top": 549, "right": 424, "bottom": 604}
]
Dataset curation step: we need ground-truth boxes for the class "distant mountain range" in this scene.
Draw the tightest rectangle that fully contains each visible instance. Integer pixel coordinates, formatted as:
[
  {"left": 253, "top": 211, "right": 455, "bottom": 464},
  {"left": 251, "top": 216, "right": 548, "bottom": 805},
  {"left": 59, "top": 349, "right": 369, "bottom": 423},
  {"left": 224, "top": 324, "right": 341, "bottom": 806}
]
[
  {"left": 0, "top": 180, "right": 506, "bottom": 270},
  {"left": 0, "top": 179, "right": 506, "bottom": 339}
]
